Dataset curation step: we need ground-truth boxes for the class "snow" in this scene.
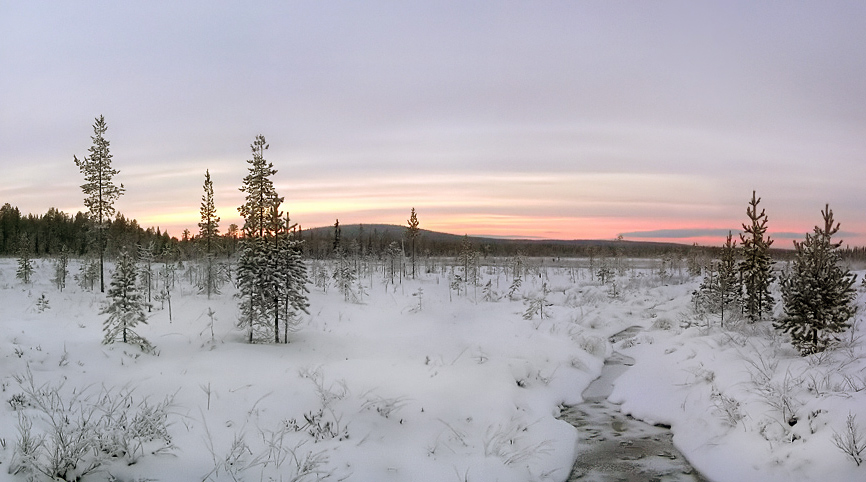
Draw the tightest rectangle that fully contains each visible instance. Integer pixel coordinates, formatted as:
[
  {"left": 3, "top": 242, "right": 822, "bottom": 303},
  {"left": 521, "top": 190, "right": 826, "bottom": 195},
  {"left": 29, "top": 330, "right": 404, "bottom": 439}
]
[{"left": 1, "top": 257, "right": 864, "bottom": 481}]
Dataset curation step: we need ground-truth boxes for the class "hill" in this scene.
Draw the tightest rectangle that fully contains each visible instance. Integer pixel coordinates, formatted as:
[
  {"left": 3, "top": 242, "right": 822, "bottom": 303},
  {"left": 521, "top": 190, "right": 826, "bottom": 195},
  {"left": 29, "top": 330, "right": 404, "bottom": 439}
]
[{"left": 300, "top": 223, "right": 690, "bottom": 257}]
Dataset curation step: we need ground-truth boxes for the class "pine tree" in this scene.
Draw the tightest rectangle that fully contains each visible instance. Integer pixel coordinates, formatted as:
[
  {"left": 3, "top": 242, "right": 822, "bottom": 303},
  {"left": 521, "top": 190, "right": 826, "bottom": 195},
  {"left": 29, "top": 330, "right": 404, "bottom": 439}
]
[
  {"left": 596, "top": 262, "right": 613, "bottom": 285},
  {"left": 334, "top": 250, "right": 357, "bottom": 302},
  {"left": 523, "top": 283, "right": 549, "bottom": 320},
  {"left": 235, "top": 136, "right": 309, "bottom": 343},
  {"left": 238, "top": 135, "right": 278, "bottom": 239},
  {"left": 236, "top": 237, "right": 268, "bottom": 342},
  {"left": 717, "top": 231, "right": 741, "bottom": 328},
  {"left": 777, "top": 205, "right": 857, "bottom": 355},
  {"left": 384, "top": 241, "right": 402, "bottom": 286},
  {"left": 280, "top": 221, "right": 310, "bottom": 341},
  {"left": 102, "top": 250, "right": 153, "bottom": 353},
  {"left": 16, "top": 233, "right": 33, "bottom": 284},
  {"left": 199, "top": 170, "right": 221, "bottom": 298},
  {"left": 77, "top": 257, "right": 100, "bottom": 291},
  {"left": 693, "top": 231, "right": 741, "bottom": 327},
  {"left": 199, "top": 169, "right": 221, "bottom": 252},
  {"left": 482, "top": 279, "right": 496, "bottom": 302},
  {"left": 508, "top": 273, "right": 523, "bottom": 300},
  {"left": 74, "top": 115, "right": 124, "bottom": 292},
  {"left": 406, "top": 207, "right": 420, "bottom": 279},
  {"left": 457, "top": 235, "right": 477, "bottom": 290},
  {"left": 739, "top": 191, "right": 775, "bottom": 321}
]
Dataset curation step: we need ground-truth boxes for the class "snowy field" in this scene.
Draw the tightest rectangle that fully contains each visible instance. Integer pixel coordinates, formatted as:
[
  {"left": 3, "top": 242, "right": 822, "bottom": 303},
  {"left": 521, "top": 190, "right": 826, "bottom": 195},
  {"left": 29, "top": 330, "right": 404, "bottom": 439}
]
[{"left": 1, "top": 257, "right": 864, "bottom": 481}]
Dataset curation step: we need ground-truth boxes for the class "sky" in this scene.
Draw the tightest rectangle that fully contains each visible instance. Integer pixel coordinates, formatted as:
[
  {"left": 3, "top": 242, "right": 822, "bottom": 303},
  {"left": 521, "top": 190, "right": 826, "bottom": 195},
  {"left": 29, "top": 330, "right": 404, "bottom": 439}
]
[{"left": 2, "top": 1, "right": 865, "bottom": 247}]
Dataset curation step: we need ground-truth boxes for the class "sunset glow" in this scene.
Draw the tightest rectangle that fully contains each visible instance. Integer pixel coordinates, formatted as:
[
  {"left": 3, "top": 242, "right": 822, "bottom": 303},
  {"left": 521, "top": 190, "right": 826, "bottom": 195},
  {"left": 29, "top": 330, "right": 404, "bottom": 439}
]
[{"left": 3, "top": 2, "right": 865, "bottom": 249}]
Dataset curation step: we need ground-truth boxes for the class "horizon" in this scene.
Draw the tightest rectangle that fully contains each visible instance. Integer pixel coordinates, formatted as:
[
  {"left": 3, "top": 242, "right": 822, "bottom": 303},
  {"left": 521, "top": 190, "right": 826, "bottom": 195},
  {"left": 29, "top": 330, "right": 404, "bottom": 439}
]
[
  {"left": 3, "top": 2, "right": 865, "bottom": 248},
  {"left": 0, "top": 205, "right": 835, "bottom": 251}
]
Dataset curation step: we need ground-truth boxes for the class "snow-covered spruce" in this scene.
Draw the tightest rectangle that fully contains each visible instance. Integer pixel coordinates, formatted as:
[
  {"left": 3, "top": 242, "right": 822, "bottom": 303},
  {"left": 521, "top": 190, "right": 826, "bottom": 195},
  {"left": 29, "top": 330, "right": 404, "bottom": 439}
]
[
  {"left": 16, "top": 233, "right": 34, "bottom": 285},
  {"left": 101, "top": 249, "right": 154, "bottom": 353},
  {"left": 198, "top": 169, "right": 221, "bottom": 298},
  {"left": 236, "top": 137, "right": 310, "bottom": 343},
  {"left": 693, "top": 231, "right": 741, "bottom": 328}
]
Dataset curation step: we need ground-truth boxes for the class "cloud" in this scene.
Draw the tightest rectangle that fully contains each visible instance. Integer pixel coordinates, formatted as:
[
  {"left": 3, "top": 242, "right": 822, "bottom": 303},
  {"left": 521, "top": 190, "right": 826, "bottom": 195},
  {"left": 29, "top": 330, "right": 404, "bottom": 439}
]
[
  {"left": 622, "top": 229, "right": 860, "bottom": 243},
  {"left": 771, "top": 230, "right": 859, "bottom": 240},
  {"left": 622, "top": 228, "right": 740, "bottom": 239}
]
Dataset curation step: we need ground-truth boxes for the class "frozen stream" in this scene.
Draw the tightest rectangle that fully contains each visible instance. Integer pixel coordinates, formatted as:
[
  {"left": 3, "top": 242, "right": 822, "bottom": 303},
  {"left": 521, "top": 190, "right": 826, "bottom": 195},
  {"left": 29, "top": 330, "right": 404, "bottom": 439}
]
[{"left": 560, "top": 327, "right": 707, "bottom": 482}]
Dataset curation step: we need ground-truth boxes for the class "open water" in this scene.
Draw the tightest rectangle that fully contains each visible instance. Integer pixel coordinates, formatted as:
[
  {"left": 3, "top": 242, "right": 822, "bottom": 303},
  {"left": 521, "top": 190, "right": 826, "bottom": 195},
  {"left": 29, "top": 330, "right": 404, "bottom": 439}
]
[{"left": 560, "top": 327, "right": 707, "bottom": 482}]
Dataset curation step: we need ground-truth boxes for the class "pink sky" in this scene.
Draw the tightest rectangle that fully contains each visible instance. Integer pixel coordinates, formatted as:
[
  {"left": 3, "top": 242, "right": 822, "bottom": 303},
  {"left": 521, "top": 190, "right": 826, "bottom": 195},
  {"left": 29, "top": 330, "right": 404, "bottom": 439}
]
[{"left": 3, "top": 2, "right": 865, "bottom": 248}]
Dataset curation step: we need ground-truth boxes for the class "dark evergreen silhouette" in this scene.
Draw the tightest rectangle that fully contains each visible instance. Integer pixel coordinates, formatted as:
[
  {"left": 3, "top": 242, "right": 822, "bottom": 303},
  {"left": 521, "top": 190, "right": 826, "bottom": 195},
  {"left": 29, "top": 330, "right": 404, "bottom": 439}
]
[
  {"left": 199, "top": 170, "right": 221, "bottom": 298},
  {"left": 406, "top": 208, "right": 420, "bottom": 279},
  {"left": 16, "top": 233, "right": 34, "bottom": 284}
]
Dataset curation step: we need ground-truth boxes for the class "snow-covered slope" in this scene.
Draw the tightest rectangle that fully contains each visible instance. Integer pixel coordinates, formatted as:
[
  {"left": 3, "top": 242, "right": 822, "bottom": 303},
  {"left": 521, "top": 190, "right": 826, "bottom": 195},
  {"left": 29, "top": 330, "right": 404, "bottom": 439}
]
[{"left": 1, "top": 258, "right": 863, "bottom": 481}]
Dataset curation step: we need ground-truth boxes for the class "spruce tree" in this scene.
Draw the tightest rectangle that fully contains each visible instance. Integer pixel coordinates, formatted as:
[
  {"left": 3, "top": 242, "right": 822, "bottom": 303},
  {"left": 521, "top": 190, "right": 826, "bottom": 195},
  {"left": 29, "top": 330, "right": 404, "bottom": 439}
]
[
  {"left": 693, "top": 231, "right": 741, "bottom": 327},
  {"left": 236, "top": 236, "right": 270, "bottom": 343},
  {"left": 16, "top": 233, "right": 33, "bottom": 284},
  {"left": 199, "top": 169, "right": 221, "bottom": 253},
  {"left": 238, "top": 135, "right": 278, "bottom": 239},
  {"left": 280, "top": 214, "right": 310, "bottom": 342},
  {"left": 508, "top": 274, "right": 522, "bottom": 300},
  {"left": 385, "top": 241, "right": 402, "bottom": 285},
  {"left": 334, "top": 250, "right": 357, "bottom": 302},
  {"left": 777, "top": 205, "right": 857, "bottom": 355},
  {"left": 739, "top": 191, "right": 775, "bottom": 321},
  {"left": 235, "top": 136, "right": 309, "bottom": 343},
  {"left": 237, "top": 136, "right": 281, "bottom": 342},
  {"left": 406, "top": 207, "right": 420, "bottom": 279},
  {"left": 332, "top": 219, "right": 341, "bottom": 254},
  {"left": 102, "top": 250, "right": 153, "bottom": 353},
  {"left": 199, "top": 169, "right": 221, "bottom": 298},
  {"left": 717, "top": 231, "right": 741, "bottom": 328},
  {"left": 74, "top": 115, "right": 124, "bottom": 292},
  {"left": 457, "top": 235, "right": 477, "bottom": 290}
]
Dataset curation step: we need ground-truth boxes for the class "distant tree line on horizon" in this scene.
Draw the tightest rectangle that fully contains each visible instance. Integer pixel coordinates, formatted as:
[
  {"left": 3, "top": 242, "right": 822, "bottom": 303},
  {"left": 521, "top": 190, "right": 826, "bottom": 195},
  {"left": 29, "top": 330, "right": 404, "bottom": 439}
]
[
  {"left": 0, "top": 202, "right": 795, "bottom": 262},
  {"left": 7, "top": 202, "right": 866, "bottom": 263}
]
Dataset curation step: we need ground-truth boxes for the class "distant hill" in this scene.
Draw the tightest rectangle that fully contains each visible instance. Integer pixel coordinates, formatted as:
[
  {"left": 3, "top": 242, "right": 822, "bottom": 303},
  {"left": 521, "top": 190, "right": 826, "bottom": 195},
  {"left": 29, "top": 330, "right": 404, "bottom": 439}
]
[{"left": 299, "top": 223, "right": 691, "bottom": 257}]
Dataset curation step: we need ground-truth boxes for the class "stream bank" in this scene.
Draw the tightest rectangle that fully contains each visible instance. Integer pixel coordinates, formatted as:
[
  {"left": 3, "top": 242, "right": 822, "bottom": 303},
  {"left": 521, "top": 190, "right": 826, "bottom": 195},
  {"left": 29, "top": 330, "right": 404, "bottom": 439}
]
[{"left": 560, "top": 327, "right": 707, "bottom": 482}]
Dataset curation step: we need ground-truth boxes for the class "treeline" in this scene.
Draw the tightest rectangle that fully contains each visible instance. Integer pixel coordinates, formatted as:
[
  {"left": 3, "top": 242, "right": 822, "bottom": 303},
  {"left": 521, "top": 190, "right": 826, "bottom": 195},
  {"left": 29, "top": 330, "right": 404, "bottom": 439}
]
[
  {"left": 0, "top": 203, "right": 178, "bottom": 257},
  {"left": 4, "top": 201, "right": 855, "bottom": 263},
  {"left": 2, "top": 203, "right": 716, "bottom": 262}
]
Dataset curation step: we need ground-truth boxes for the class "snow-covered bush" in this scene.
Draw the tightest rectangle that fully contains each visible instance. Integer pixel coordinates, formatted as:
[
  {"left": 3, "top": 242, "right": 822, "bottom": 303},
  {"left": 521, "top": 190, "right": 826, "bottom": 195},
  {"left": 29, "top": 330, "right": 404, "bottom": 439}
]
[
  {"left": 9, "top": 371, "right": 173, "bottom": 481},
  {"left": 832, "top": 413, "right": 865, "bottom": 466}
]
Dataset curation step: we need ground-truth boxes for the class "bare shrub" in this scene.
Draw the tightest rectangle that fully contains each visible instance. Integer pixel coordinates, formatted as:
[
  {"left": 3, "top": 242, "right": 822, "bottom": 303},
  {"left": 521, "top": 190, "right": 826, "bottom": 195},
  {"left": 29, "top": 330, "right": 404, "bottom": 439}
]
[
  {"left": 361, "top": 391, "right": 409, "bottom": 419},
  {"left": 832, "top": 413, "right": 865, "bottom": 466},
  {"left": 710, "top": 386, "right": 743, "bottom": 428}
]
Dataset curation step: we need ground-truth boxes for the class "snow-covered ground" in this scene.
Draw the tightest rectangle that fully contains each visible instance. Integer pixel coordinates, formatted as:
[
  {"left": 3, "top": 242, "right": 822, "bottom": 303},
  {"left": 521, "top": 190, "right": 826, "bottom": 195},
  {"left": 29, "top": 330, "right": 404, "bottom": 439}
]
[{"left": 0, "top": 257, "right": 864, "bottom": 481}]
